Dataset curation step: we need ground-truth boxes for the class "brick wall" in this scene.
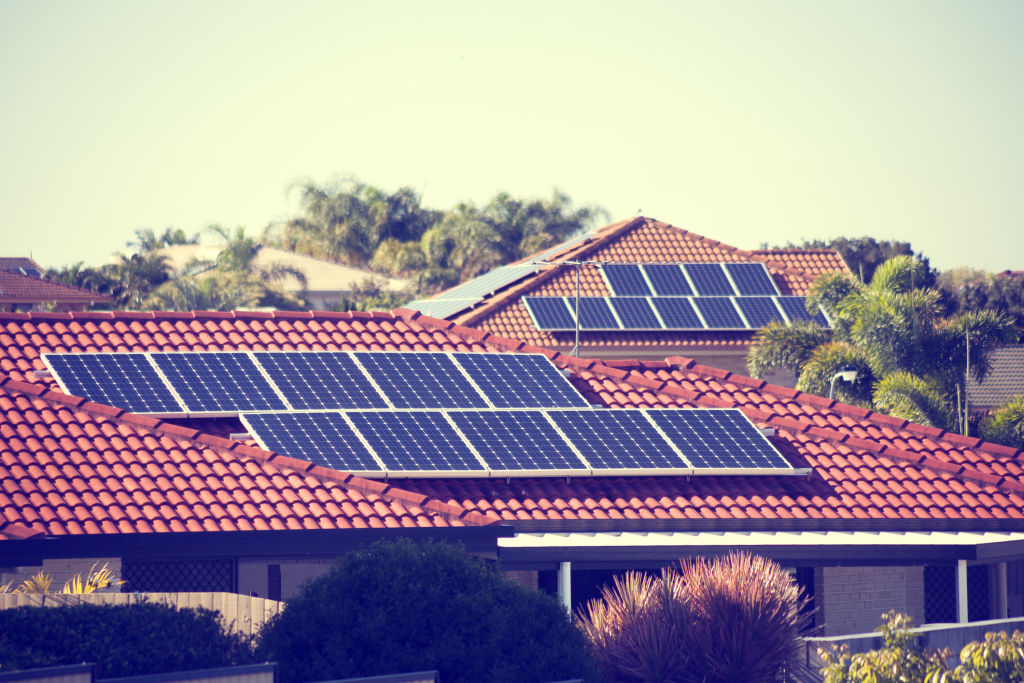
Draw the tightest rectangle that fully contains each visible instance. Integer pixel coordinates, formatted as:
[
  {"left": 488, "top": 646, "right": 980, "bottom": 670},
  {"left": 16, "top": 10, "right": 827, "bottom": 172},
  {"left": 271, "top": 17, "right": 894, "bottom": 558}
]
[
  {"left": 237, "top": 558, "right": 337, "bottom": 600},
  {"left": 818, "top": 565, "right": 925, "bottom": 636}
]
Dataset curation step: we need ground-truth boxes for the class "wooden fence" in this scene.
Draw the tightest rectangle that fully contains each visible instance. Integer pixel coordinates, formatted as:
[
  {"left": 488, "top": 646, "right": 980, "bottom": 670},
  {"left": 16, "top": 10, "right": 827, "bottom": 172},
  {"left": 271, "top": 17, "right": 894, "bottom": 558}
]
[{"left": 0, "top": 592, "right": 284, "bottom": 638}]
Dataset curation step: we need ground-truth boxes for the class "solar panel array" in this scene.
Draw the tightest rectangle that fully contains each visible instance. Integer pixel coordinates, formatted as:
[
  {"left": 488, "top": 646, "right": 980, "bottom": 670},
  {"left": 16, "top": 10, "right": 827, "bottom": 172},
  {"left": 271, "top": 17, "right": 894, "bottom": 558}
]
[
  {"left": 240, "top": 408, "right": 797, "bottom": 477},
  {"left": 524, "top": 295, "right": 829, "bottom": 331},
  {"left": 42, "top": 350, "right": 590, "bottom": 416},
  {"left": 600, "top": 263, "right": 781, "bottom": 297}
]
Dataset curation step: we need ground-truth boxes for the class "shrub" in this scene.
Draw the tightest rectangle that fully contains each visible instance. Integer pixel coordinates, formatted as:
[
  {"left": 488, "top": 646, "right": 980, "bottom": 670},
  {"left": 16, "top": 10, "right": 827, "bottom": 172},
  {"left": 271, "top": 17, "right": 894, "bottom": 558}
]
[
  {"left": 0, "top": 602, "right": 255, "bottom": 677},
  {"left": 952, "top": 629, "right": 1024, "bottom": 682},
  {"left": 257, "top": 539, "right": 599, "bottom": 683},
  {"left": 578, "top": 551, "right": 809, "bottom": 683}
]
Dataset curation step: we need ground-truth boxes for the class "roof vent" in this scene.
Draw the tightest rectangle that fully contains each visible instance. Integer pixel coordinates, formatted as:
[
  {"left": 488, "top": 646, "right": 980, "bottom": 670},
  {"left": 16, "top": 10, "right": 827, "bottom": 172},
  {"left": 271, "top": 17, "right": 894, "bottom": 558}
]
[
  {"left": 759, "top": 428, "right": 775, "bottom": 437},
  {"left": 32, "top": 370, "right": 52, "bottom": 379},
  {"left": 229, "top": 433, "right": 252, "bottom": 441}
]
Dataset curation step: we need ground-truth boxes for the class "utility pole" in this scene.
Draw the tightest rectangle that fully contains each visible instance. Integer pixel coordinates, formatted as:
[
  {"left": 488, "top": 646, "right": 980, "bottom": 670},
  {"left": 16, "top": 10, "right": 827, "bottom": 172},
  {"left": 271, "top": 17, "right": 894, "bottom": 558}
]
[{"left": 532, "top": 258, "right": 607, "bottom": 357}]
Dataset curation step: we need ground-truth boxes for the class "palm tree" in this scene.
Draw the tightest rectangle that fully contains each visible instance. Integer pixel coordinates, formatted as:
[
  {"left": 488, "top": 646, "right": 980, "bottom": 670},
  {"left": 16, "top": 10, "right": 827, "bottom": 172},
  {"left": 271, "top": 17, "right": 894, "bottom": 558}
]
[{"left": 747, "top": 255, "right": 1018, "bottom": 432}]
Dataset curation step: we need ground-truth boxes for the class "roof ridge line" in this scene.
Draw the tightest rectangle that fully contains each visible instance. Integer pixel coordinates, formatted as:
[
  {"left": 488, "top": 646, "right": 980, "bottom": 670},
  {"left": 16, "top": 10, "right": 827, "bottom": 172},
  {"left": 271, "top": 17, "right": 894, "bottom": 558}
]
[
  {"left": 0, "top": 309, "right": 402, "bottom": 323},
  {"left": 0, "top": 374, "right": 493, "bottom": 528}
]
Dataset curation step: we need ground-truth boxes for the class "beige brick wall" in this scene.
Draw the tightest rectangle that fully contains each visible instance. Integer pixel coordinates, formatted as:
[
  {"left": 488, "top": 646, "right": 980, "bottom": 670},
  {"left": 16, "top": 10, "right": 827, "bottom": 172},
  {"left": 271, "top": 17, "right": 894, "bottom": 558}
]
[
  {"left": 819, "top": 565, "right": 925, "bottom": 636},
  {"left": 237, "top": 558, "right": 337, "bottom": 600},
  {"left": 503, "top": 569, "right": 538, "bottom": 590}
]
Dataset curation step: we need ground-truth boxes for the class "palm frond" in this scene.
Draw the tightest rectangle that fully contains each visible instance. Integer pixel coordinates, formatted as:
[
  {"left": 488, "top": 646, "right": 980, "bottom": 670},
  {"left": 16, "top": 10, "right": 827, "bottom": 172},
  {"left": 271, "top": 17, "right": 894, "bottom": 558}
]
[{"left": 872, "top": 372, "right": 954, "bottom": 430}]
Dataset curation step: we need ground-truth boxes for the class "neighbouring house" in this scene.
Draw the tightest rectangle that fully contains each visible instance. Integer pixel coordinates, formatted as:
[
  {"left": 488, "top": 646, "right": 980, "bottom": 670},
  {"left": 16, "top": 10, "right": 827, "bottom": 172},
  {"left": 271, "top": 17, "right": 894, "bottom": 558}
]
[
  {"left": 966, "top": 345, "right": 1024, "bottom": 414},
  {"left": 1, "top": 308, "right": 1023, "bottom": 638},
  {"left": 154, "top": 244, "right": 409, "bottom": 310},
  {"left": 407, "top": 216, "right": 850, "bottom": 385},
  {"left": 0, "top": 258, "right": 111, "bottom": 313}
]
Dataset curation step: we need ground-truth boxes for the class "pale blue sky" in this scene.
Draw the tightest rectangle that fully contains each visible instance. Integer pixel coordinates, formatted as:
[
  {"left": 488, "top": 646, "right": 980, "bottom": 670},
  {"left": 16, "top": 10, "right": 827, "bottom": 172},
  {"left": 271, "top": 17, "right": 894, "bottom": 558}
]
[{"left": 2, "top": 0, "right": 1022, "bottom": 272}]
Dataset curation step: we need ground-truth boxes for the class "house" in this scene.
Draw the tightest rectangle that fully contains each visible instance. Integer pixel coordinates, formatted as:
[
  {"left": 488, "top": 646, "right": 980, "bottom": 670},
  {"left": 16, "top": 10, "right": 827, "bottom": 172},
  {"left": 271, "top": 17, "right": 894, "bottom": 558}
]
[
  {"left": 407, "top": 216, "right": 850, "bottom": 384},
  {"left": 0, "top": 258, "right": 111, "bottom": 313},
  {"left": 1, "top": 308, "right": 1023, "bottom": 637},
  {"left": 966, "top": 345, "right": 1024, "bottom": 414},
  {"left": 154, "top": 245, "right": 409, "bottom": 310}
]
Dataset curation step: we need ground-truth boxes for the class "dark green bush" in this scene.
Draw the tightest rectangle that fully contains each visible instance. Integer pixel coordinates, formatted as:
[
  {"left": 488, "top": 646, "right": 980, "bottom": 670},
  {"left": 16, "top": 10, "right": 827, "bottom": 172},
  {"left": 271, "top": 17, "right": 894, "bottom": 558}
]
[
  {"left": 257, "top": 539, "right": 600, "bottom": 683},
  {"left": 0, "top": 602, "right": 255, "bottom": 677}
]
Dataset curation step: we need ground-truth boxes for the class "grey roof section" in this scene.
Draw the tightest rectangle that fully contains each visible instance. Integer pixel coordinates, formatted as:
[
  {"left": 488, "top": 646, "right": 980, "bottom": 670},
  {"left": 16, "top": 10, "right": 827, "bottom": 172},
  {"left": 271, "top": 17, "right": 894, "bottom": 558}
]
[
  {"left": 407, "top": 231, "right": 596, "bottom": 317},
  {"left": 966, "top": 345, "right": 1024, "bottom": 408}
]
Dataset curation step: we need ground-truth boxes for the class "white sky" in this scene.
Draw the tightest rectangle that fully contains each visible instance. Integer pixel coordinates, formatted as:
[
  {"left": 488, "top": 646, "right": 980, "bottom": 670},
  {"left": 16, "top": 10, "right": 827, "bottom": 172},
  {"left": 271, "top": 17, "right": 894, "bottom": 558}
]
[{"left": 2, "top": 0, "right": 1022, "bottom": 272}]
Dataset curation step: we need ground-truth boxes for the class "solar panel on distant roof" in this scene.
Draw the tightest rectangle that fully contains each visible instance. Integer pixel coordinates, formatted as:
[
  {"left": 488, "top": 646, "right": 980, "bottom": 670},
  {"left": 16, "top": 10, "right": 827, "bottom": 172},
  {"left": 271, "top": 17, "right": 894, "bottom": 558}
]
[
  {"left": 253, "top": 351, "right": 389, "bottom": 410},
  {"left": 693, "top": 297, "right": 747, "bottom": 328},
  {"left": 642, "top": 264, "right": 694, "bottom": 296},
  {"left": 546, "top": 409, "right": 688, "bottom": 471},
  {"left": 609, "top": 297, "right": 662, "bottom": 329},
  {"left": 241, "top": 411, "right": 380, "bottom": 471},
  {"left": 776, "top": 296, "right": 829, "bottom": 326},
  {"left": 602, "top": 264, "right": 653, "bottom": 296},
  {"left": 651, "top": 297, "right": 703, "bottom": 329},
  {"left": 451, "top": 352, "right": 589, "bottom": 408},
  {"left": 43, "top": 352, "right": 184, "bottom": 414},
  {"left": 684, "top": 263, "right": 736, "bottom": 295},
  {"left": 724, "top": 263, "right": 780, "bottom": 295},
  {"left": 523, "top": 296, "right": 575, "bottom": 330},
  {"left": 150, "top": 352, "right": 287, "bottom": 413},
  {"left": 734, "top": 297, "right": 785, "bottom": 328},
  {"left": 577, "top": 296, "right": 620, "bottom": 329},
  {"left": 645, "top": 409, "right": 792, "bottom": 470},
  {"left": 353, "top": 352, "right": 489, "bottom": 409},
  {"left": 447, "top": 410, "right": 585, "bottom": 471},
  {"left": 344, "top": 410, "right": 484, "bottom": 473}
]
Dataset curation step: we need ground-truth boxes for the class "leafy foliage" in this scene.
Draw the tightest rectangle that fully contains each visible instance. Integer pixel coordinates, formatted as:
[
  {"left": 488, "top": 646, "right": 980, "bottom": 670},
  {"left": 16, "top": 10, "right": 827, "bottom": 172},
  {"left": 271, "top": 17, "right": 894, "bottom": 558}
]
[
  {"left": 940, "top": 270, "right": 1024, "bottom": 329},
  {"left": 1, "top": 563, "right": 124, "bottom": 595},
  {"left": 0, "top": 602, "right": 254, "bottom": 677},
  {"left": 766, "top": 236, "right": 933, "bottom": 285},
  {"left": 947, "top": 629, "right": 1024, "bottom": 682},
  {"left": 748, "top": 255, "right": 1019, "bottom": 435},
  {"left": 819, "top": 611, "right": 951, "bottom": 683},
  {"left": 257, "top": 539, "right": 598, "bottom": 683},
  {"left": 577, "top": 551, "right": 808, "bottom": 683},
  {"left": 979, "top": 396, "right": 1024, "bottom": 450}
]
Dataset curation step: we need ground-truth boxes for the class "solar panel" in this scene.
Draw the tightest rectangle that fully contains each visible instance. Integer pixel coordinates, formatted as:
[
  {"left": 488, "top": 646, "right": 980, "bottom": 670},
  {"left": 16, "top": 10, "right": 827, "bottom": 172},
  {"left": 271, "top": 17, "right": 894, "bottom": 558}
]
[
  {"left": 241, "top": 412, "right": 380, "bottom": 471},
  {"left": 651, "top": 297, "right": 703, "bottom": 329},
  {"left": 523, "top": 296, "right": 575, "bottom": 330},
  {"left": 253, "top": 351, "right": 389, "bottom": 410},
  {"left": 724, "top": 263, "right": 780, "bottom": 295},
  {"left": 344, "top": 410, "right": 484, "bottom": 473},
  {"left": 43, "top": 353, "right": 183, "bottom": 414},
  {"left": 776, "top": 296, "right": 830, "bottom": 326},
  {"left": 577, "top": 296, "right": 620, "bottom": 329},
  {"left": 609, "top": 297, "right": 662, "bottom": 329},
  {"left": 643, "top": 264, "right": 694, "bottom": 296},
  {"left": 684, "top": 263, "right": 736, "bottom": 295},
  {"left": 602, "top": 264, "right": 652, "bottom": 296},
  {"left": 150, "top": 352, "right": 287, "bottom": 413},
  {"left": 645, "top": 409, "right": 793, "bottom": 470},
  {"left": 734, "top": 297, "right": 785, "bottom": 328},
  {"left": 546, "top": 409, "right": 688, "bottom": 471},
  {"left": 451, "top": 352, "right": 590, "bottom": 408},
  {"left": 447, "top": 410, "right": 585, "bottom": 471},
  {"left": 693, "top": 297, "right": 747, "bottom": 328},
  {"left": 353, "top": 352, "right": 489, "bottom": 409}
]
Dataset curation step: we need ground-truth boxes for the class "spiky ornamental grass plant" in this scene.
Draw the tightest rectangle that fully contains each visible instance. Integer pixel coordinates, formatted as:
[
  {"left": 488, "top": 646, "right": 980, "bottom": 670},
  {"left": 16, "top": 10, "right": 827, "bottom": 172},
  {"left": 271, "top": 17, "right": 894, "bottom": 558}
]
[{"left": 577, "top": 551, "right": 809, "bottom": 683}]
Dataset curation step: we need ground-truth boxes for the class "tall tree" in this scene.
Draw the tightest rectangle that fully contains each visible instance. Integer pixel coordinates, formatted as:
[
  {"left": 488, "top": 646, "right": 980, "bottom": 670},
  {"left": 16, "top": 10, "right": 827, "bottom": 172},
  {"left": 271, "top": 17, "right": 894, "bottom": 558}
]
[
  {"left": 747, "top": 255, "right": 1018, "bottom": 435},
  {"left": 764, "top": 236, "right": 933, "bottom": 285}
]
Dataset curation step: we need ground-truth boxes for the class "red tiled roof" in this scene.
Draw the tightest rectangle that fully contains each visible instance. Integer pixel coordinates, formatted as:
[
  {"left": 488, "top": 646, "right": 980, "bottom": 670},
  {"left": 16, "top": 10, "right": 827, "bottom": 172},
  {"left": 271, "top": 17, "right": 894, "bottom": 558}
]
[
  {"left": 441, "top": 217, "right": 850, "bottom": 351},
  {"left": 0, "top": 270, "right": 111, "bottom": 305},
  {"left": 0, "top": 308, "right": 1022, "bottom": 536},
  {"left": 0, "top": 258, "right": 42, "bottom": 272},
  {"left": 0, "top": 376, "right": 494, "bottom": 539}
]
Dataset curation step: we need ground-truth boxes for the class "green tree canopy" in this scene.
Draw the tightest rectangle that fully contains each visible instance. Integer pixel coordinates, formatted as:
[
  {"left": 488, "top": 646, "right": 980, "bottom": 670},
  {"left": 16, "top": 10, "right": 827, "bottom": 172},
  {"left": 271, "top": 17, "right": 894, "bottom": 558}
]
[{"left": 765, "top": 236, "right": 934, "bottom": 286}]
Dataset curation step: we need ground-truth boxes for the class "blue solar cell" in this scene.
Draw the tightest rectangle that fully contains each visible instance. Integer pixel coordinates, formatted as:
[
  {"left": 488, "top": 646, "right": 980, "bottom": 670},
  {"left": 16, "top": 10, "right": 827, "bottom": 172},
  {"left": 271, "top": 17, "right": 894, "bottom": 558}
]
[
  {"left": 577, "top": 297, "right": 620, "bottom": 329},
  {"left": 725, "top": 262, "right": 780, "bottom": 295},
  {"left": 523, "top": 297, "right": 575, "bottom": 330},
  {"left": 353, "top": 352, "right": 489, "bottom": 409},
  {"left": 642, "top": 264, "right": 694, "bottom": 296},
  {"left": 451, "top": 353, "right": 589, "bottom": 408},
  {"left": 242, "top": 412, "right": 379, "bottom": 471},
  {"left": 447, "top": 410, "right": 585, "bottom": 471},
  {"left": 253, "top": 351, "right": 388, "bottom": 410},
  {"left": 609, "top": 297, "right": 662, "bottom": 330},
  {"left": 776, "top": 296, "right": 829, "bottom": 326},
  {"left": 651, "top": 297, "right": 703, "bottom": 329},
  {"left": 44, "top": 353, "right": 183, "bottom": 414},
  {"left": 602, "top": 264, "right": 652, "bottom": 296},
  {"left": 734, "top": 297, "right": 785, "bottom": 328},
  {"left": 646, "top": 409, "right": 792, "bottom": 469},
  {"left": 150, "top": 352, "right": 287, "bottom": 412},
  {"left": 344, "top": 410, "right": 484, "bottom": 473},
  {"left": 693, "top": 297, "right": 746, "bottom": 328},
  {"left": 546, "top": 410, "right": 687, "bottom": 470},
  {"left": 684, "top": 263, "right": 736, "bottom": 295}
]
